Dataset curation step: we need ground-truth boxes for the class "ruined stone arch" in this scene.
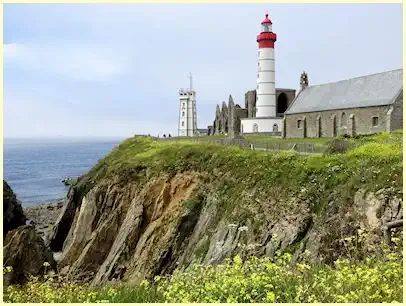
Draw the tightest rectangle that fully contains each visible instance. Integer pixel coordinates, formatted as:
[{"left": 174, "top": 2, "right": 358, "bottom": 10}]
[{"left": 277, "top": 92, "right": 288, "bottom": 114}]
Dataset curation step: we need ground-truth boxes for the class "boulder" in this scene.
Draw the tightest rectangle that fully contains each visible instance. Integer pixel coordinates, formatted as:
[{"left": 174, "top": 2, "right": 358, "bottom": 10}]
[
  {"left": 3, "top": 180, "right": 27, "bottom": 238},
  {"left": 3, "top": 225, "right": 57, "bottom": 284}
]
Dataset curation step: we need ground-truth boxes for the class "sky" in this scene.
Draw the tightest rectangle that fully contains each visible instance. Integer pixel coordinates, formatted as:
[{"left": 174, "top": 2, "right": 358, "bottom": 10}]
[{"left": 4, "top": 4, "right": 403, "bottom": 138}]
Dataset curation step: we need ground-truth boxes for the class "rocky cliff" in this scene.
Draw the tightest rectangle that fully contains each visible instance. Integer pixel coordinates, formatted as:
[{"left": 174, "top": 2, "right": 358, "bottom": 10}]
[
  {"left": 3, "top": 181, "right": 57, "bottom": 284},
  {"left": 3, "top": 180, "right": 27, "bottom": 237},
  {"left": 46, "top": 136, "right": 403, "bottom": 287}
]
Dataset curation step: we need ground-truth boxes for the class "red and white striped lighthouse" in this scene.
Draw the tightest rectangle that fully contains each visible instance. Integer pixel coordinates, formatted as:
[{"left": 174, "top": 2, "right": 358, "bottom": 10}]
[{"left": 256, "top": 13, "right": 277, "bottom": 117}]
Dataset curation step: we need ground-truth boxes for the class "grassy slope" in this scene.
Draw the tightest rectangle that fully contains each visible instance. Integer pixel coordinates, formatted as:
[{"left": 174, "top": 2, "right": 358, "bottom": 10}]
[
  {"left": 88, "top": 131, "right": 402, "bottom": 218},
  {"left": 4, "top": 131, "right": 403, "bottom": 303}
]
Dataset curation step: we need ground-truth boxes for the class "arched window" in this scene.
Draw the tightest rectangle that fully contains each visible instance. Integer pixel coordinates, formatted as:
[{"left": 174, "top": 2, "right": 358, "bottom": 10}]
[
  {"left": 332, "top": 115, "right": 337, "bottom": 137},
  {"left": 273, "top": 124, "right": 278, "bottom": 132},
  {"left": 317, "top": 116, "right": 322, "bottom": 138},
  {"left": 341, "top": 112, "right": 347, "bottom": 127},
  {"left": 241, "top": 124, "right": 244, "bottom": 133},
  {"left": 253, "top": 123, "right": 259, "bottom": 133},
  {"left": 277, "top": 93, "right": 288, "bottom": 114}
]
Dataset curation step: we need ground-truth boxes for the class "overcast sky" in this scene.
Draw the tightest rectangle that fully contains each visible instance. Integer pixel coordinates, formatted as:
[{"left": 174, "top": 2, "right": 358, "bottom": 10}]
[{"left": 4, "top": 4, "right": 402, "bottom": 138}]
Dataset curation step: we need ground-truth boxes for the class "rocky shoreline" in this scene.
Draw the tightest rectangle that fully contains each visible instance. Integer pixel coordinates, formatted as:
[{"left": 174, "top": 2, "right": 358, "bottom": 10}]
[{"left": 23, "top": 200, "right": 65, "bottom": 240}]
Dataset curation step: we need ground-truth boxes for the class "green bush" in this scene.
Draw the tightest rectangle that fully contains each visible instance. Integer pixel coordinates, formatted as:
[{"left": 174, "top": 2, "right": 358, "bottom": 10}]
[{"left": 324, "top": 138, "right": 354, "bottom": 154}]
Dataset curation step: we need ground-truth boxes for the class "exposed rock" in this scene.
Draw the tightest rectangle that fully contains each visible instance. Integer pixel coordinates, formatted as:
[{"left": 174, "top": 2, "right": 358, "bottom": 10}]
[
  {"left": 3, "top": 225, "right": 57, "bottom": 284},
  {"left": 3, "top": 180, "right": 27, "bottom": 238},
  {"left": 23, "top": 200, "right": 64, "bottom": 240},
  {"left": 62, "top": 177, "right": 79, "bottom": 186},
  {"left": 48, "top": 168, "right": 402, "bottom": 287},
  {"left": 45, "top": 177, "right": 91, "bottom": 252}
]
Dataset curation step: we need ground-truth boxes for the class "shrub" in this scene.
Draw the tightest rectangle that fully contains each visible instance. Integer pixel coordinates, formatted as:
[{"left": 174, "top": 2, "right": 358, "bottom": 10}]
[{"left": 324, "top": 138, "right": 354, "bottom": 154}]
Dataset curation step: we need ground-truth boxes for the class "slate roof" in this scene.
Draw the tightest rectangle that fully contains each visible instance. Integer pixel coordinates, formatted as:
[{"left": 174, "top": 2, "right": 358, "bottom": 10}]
[{"left": 285, "top": 69, "right": 403, "bottom": 115}]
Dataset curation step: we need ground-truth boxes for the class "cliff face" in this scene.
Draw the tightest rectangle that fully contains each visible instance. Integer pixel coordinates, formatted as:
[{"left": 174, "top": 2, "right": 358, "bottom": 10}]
[
  {"left": 3, "top": 180, "right": 27, "bottom": 237},
  {"left": 47, "top": 136, "right": 403, "bottom": 286}
]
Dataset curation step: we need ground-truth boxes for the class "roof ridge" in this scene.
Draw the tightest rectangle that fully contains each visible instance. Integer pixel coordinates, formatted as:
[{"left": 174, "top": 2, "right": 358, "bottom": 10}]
[{"left": 306, "top": 68, "right": 403, "bottom": 89}]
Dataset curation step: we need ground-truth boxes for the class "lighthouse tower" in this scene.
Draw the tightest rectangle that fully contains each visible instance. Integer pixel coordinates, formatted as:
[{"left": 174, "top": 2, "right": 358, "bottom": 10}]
[
  {"left": 178, "top": 73, "right": 197, "bottom": 136},
  {"left": 240, "top": 12, "right": 283, "bottom": 134},
  {"left": 256, "top": 13, "right": 277, "bottom": 117}
]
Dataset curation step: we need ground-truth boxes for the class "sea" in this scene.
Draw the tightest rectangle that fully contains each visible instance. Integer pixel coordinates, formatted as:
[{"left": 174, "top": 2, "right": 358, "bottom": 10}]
[{"left": 4, "top": 138, "right": 124, "bottom": 207}]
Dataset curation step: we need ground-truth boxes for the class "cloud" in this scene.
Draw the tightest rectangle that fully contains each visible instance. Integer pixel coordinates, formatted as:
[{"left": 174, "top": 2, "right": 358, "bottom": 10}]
[{"left": 4, "top": 41, "right": 130, "bottom": 82}]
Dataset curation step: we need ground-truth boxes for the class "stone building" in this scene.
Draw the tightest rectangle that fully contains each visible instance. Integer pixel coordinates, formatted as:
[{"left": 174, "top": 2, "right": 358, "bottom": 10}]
[
  {"left": 208, "top": 89, "right": 295, "bottom": 137},
  {"left": 284, "top": 69, "right": 403, "bottom": 138}
]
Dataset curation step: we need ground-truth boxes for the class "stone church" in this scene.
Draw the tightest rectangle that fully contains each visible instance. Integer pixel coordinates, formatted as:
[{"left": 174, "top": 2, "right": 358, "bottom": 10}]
[
  {"left": 284, "top": 69, "right": 403, "bottom": 138},
  {"left": 207, "top": 68, "right": 403, "bottom": 138}
]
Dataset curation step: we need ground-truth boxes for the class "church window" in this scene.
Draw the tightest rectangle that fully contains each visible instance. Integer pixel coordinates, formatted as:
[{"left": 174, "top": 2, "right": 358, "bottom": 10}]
[
  {"left": 372, "top": 116, "right": 379, "bottom": 127},
  {"left": 182, "top": 111, "right": 185, "bottom": 117},
  {"left": 182, "top": 121, "right": 185, "bottom": 127},
  {"left": 253, "top": 123, "right": 259, "bottom": 133},
  {"left": 341, "top": 112, "right": 347, "bottom": 127},
  {"left": 297, "top": 120, "right": 302, "bottom": 128}
]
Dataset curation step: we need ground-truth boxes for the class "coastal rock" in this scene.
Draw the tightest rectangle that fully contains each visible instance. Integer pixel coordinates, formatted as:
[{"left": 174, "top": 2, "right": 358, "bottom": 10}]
[
  {"left": 3, "top": 225, "right": 57, "bottom": 284},
  {"left": 51, "top": 167, "right": 403, "bottom": 287},
  {"left": 24, "top": 200, "right": 64, "bottom": 240},
  {"left": 45, "top": 177, "right": 91, "bottom": 252},
  {"left": 62, "top": 177, "right": 79, "bottom": 186},
  {"left": 3, "top": 180, "right": 27, "bottom": 238}
]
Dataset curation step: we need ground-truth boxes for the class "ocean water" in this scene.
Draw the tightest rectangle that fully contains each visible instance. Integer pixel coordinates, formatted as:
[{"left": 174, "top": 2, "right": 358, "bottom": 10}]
[{"left": 4, "top": 138, "right": 124, "bottom": 207}]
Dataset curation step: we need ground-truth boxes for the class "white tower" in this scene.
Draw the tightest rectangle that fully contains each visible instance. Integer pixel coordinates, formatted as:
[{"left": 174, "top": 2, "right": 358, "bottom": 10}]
[
  {"left": 178, "top": 73, "right": 197, "bottom": 136},
  {"left": 256, "top": 13, "right": 277, "bottom": 117}
]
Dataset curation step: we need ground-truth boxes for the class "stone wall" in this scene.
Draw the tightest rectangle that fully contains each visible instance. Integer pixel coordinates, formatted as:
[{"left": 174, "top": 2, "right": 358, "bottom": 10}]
[
  {"left": 245, "top": 90, "right": 256, "bottom": 118},
  {"left": 389, "top": 90, "right": 403, "bottom": 131},
  {"left": 285, "top": 105, "right": 393, "bottom": 138}
]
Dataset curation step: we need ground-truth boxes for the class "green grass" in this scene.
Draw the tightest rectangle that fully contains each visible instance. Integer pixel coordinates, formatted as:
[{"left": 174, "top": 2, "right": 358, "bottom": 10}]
[
  {"left": 244, "top": 134, "right": 332, "bottom": 144},
  {"left": 85, "top": 131, "right": 402, "bottom": 221}
]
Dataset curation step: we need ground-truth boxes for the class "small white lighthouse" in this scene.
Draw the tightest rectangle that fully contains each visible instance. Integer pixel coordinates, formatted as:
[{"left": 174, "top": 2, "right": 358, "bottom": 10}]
[
  {"left": 256, "top": 13, "right": 277, "bottom": 117},
  {"left": 178, "top": 73, "right": 197, "bottom": 137}
]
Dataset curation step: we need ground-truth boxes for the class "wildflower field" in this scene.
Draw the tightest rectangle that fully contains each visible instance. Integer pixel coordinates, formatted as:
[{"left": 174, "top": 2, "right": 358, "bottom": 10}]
[{"left": 4, "top": 239, "right": 402, "bottom": 303}]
